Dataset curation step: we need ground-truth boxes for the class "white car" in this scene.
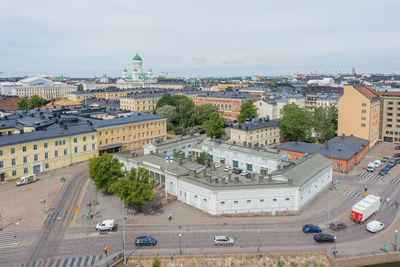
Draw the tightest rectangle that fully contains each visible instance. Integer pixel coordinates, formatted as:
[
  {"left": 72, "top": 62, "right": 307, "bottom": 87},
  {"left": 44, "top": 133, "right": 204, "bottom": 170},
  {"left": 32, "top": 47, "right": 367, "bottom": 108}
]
[
  {"left": 215, "top": 163, "right": 221, "bottom": 168},
  {"left": 374, "top": 160, "right": 382, "bottom": 168},
  {"left": 96, "top": 219, "right": 115, "bottom": 231},
  {"left": 241, "top": 170, "right": 250, "bottom": 176},
  {"left": 223, "top": 166, "right": 231, "bottom": 172},
  {"left": 214, "top": 236, "right": 235, "bottom": 246},
  {"left": 366, "top": 220, "right": 384, "bottom": 233}
]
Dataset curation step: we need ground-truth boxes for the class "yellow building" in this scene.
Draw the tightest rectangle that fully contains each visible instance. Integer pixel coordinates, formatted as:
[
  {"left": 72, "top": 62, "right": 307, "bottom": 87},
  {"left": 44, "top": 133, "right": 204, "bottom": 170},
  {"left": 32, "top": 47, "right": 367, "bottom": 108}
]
[
  {"left": 95, "top": 113, "right": 167, "bottom": 154},
  {"left": 67, "top": 88, "right": 136, "bottom": 102},
  {"left": 0, "top": 124, "right": 97, "bottom": 182},
  {"left": 338, "top": 85, "right": 380, "bottom": 148}
]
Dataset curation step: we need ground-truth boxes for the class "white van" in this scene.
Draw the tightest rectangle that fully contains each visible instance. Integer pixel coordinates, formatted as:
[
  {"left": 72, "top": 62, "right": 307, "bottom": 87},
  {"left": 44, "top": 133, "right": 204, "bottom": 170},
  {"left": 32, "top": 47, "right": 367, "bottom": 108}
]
[
  {"left": 96, "top": 219, "right": 115, "bottom": 231},
  {"left": 374, "top": 160, "right": 382, "bottom": 168},
  {"left": 367, "top": 163, "right": 375, "bottom": 172},
  {"left": 366, "top": 220, "right": 384, "bottom": 233}
]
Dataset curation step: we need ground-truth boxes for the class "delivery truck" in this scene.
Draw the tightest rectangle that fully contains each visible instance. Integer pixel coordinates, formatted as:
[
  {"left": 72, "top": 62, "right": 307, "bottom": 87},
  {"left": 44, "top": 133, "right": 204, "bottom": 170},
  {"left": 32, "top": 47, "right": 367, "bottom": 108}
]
[
  {"left": 351, "top": 194, "right": 380, "bottom": 223},
  {"left": 16, "top": 174, "right": 37, "bottom": 186}
]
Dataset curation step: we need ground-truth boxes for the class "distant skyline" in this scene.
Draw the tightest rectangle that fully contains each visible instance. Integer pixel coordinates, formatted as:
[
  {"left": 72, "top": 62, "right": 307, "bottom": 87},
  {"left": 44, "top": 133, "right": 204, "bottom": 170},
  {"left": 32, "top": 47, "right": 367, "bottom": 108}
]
[{"left": 1, "top": 0, "right": 400, "bottom": 78}]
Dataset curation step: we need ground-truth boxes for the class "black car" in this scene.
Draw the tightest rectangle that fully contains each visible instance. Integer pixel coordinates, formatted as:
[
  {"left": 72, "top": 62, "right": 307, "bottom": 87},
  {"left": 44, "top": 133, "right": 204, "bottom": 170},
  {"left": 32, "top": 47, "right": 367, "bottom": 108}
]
[
  {"left": 329, "top": 222, "right": 347, "bottom": 231},
  {"left": 314, "top": 233, "right": 335, "bottom": 243},
  {"left": 233, "top": 168, "right": 242, "bottom": 174},
  {"left": 135, "top": 236, "right": 157, "bottom": 246},
  {"left": 394, "top": 153, "right": 400, "bottom": 158}
]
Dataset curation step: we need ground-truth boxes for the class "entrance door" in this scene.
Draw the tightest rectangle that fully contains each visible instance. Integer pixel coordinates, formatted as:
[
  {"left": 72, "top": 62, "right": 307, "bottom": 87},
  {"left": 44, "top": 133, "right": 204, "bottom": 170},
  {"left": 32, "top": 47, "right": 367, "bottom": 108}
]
[
  {"left": 0, "top": 173, "right": 4, "bottom": 182},
  {"left": 33, "top": 165, "right": 41, "bottom": 174}
]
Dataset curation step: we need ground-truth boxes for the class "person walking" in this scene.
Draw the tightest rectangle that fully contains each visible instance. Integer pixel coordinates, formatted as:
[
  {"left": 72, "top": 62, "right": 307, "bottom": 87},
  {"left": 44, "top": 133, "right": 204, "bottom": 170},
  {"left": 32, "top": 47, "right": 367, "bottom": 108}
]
[{"left": 168, "top": 212, "right": 172, "bottom": 221}]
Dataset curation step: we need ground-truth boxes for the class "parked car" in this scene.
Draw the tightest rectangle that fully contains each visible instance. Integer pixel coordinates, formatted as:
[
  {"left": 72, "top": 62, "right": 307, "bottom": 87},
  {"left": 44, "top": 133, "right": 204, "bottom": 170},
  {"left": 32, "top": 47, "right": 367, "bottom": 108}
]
[
  {"left": 379, "top": 169, "right": 388, "bottom": 176},
  {"left": 224, "top": 166, "right": 231, "bottom": 172},
  {"left": 135, "top": 236, "right": 157, "bottom": 246},
  {"left": 329, "top": 222, "right": 347, "bottom": 231},
  {"left": 374, "top": 160, "right": 382, "bottom": 168},
  {"left": 314, "top": 233, "right": 336, "bottom": 243},
  {"left": 382, "top": 157, "right": 390, "bottom": 162},
  {"left": 384, "top": 164, "right": 392, "bottom": 171},
  {"left": 389, "top": 160, "right": 396, "bottom": 168},
  {"left": 396, "top": 159, "right": 400, "bottom": 165},
  {"left": 393, "top": 153, "right": 400, "bottom": 158},
  {"left": 214, "top": 236, "right": 235, "bottom": 246},
  {"left": 395, "top": 146, "right": 400, "bottom": 150},
  {"left": 302, "top": 224, "right": 322, "bottom": 233},
  {"left": 241, "top": 170, "right": 250, "bottom": 176},
  {"left": 367, "top": 163, "right": 375, "bottom": 172},
  {"left": 245, "top": 173, "right": 251, "bottom": 178},
  {"left": 95, "top": 219, "right": 115, "bottom": 231},
  {"left": 233, "top": 168, "right": 242, "bottom": 174},
  {"left": 215, "top": 163, "right": 221, "bottom": 168},
  {"left": 366, "top": 220, "right": 384, "bottom": 233}
]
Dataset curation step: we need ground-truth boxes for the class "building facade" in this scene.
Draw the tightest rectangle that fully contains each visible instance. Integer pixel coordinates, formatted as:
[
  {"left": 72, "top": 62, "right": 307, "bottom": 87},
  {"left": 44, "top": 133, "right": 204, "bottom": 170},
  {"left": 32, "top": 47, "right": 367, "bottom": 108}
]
[
  {"left": 196, "top": 92, "right": 261, "bottom": 121},
  {"left": 338, "top": 85, "right": 380, "bottom": 148},
  {"left": 255, "top": 95, "right": 305, "bottom": 120},
  {"left": 229, "top": 118, "right": 280, "bottom": 147}
]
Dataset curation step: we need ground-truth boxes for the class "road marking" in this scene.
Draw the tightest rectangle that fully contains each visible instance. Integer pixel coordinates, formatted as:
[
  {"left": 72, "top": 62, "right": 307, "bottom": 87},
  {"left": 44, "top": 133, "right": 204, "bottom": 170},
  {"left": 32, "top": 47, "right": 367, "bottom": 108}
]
[
  {"left": 61, "top": 257, "right": 69, "bottom": 267},
  {"left": 359, "top": 172, "right": 383, "bottom": 181},
  {"left": 54, "top": 259, "right": 61, "bottom": 267},
  {"left": 90, "top": 255, "right": 96, "bottom": 265},
  {"left": 391, "top": 178, "right": 400, "bottom": 184},
  {"left": 76, "top": 257, "right": 82, "bottom": 267},
  {"left": 68, "top": 257, "right": 75, "bottom": 267},
  {"left": 48, "top": 259, "right": 55, "bottom": 267},
  {"left": 83, "top": 256, "right": 90, "bottom": 266}
]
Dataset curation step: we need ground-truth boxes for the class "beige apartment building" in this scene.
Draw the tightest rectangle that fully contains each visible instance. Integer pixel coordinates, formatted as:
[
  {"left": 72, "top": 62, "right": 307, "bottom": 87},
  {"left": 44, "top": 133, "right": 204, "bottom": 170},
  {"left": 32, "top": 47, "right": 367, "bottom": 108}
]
[
  {"left": 229, "top": 118, "right": 280, "bottom": 147},
  {"left": 338, "top": 85, "right": 380, "bottom": 148},
  {"left": 375, "top": 91, "right": 400, "bottom": 143},
  {"left": 68, "top": 88, "right": 136, "bottom": 102},
  {"left": 11, "top": 85, "right": 77, "bottom": 99}
]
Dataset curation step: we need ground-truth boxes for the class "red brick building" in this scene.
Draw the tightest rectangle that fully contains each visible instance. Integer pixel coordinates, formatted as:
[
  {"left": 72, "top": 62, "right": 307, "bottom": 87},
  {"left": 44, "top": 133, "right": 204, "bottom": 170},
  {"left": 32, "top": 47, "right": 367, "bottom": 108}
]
[
  {"left": 279, "top": 135, "right": 369, "bottom": 173},
  {"left": 196, "top": 91, "right": 261, "bottom": 120},
  {"left": 0, "top": 96, "right": 19, "bottom": 111}
]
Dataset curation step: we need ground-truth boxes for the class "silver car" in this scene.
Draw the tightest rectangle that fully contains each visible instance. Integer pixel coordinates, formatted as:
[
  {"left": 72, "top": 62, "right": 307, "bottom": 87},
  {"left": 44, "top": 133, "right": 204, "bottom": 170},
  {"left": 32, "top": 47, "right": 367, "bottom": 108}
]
[{"left": 214, "top": 236, "right": 234, "bottom": 246}]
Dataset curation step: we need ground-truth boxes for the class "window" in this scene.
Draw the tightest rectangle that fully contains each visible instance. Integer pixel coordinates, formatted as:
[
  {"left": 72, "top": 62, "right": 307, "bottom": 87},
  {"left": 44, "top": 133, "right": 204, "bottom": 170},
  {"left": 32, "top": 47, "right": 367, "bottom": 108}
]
[
  {"left": 11, "top": 158, "right": 16, "bottom": 166},
  {"left": 12, "top": 171, "right": 16, "bottom": 176},
  {"left": 92, "top": 135, "right": 95, "bottom": 140},
  {"left": 63, "top": 140, "right": 66, "bottom": 145},
  {"left": 22, "top": 146, "right": 26, "bottom": 152},
  {"left": 361, "top": 110, "right": 366, "bottom": 114},
  {"left": 45, "top": 163, "right": 49, "bottom": 169},
  {"left": 33, "top": 145, "right": 37, "bottom": 150},
  {"left": 0, "top": 150, "right": 2, "bottom": 156},
  {"left": 23, "top": 156, "right": 27, "bottom": 163},
  {"left": 24, "top": 168, "right": 28, "bottom": 174},
  {"left": 362, "top": 103, "right": 367, "bottom": 106},
  {"left": 45, "top": 152, "right": 48, "bottom": 159},
  {"left": 55, "top": 141, "right": 58, "bottom": 146},
  {"left": 44, "top": 143, "right": 48, "bottom": 148},
  {"left": 54, "top": 150, "right": 58, "bottom": 157},
  {"left": 361, "top": 117, "right": 366, "bottom": 120},
  {"left": 64, "top": 149, "right": 68, "bottom": 155},
  {"left": 285, "top": 198, "right": 290, "bottom": 201},
  {"left": 83, "top": 136, "right": 86, "bottom": 142},
  {"left": 92, "top": 144, "right": 95, "bottom": 150},
  {"left": 74, "top": 147, "right": 78, "bottom": 153},
  {"left": 234, "top": 201, "right": 238, "bottom": 204},
  {"left": 247, "top": 200, "right": 251, "bottom": 203},
  {"left": 0, "top": 161, "right": 3, "bottom": 168},
  {"left": 83, "top": 145, "right": 87, "bottom": 152},
  {"left": 336, "top": 163, "right": 342, "bottom": 168},
  {"left": 220, "top": 201, "right": 225, "bottom": 205},
  {"left": 11, "top": 148, "right": 15, "bottom": 154},
  {"left": 273, "top": 198, "right": 277, "bottom": 202},
  {"left": 260, "top": 199, "right": 264, "bottom": 202},
  {"left": 361, "top": 123, "right": 366, "bottom": 127},
  {"left": 204, "top": 198, "right": 207, "bottom": 202},
  {"left": 233, "top": 160, "right": 239, "bottom": 168}
]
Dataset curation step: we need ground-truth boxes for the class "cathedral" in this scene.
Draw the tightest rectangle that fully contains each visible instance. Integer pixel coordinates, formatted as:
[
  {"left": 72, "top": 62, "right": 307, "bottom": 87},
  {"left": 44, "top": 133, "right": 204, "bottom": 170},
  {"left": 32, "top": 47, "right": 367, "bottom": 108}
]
[{"left": 118, "top": 53, "right": 156, "bottom": 87}]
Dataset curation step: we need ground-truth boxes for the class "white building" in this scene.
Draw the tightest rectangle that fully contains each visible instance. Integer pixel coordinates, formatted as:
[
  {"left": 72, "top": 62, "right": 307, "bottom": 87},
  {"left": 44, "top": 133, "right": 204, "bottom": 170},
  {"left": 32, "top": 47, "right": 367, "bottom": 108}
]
[
  {"left": 115, "top": 152, "right": 332, "bottom": 216},
  {"left": 255, "top": 94, "right": 305, "bottom": 120},
  {"left": 117, "top": 53, "right": 156, "bottom": 88}
]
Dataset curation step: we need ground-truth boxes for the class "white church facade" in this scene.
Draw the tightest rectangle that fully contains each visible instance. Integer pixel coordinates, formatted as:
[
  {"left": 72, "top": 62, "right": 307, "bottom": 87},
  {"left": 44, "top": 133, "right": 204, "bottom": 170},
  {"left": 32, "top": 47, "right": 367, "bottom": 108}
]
[{"left": 117, "top": 53, "right": 157, "bottom": 88}]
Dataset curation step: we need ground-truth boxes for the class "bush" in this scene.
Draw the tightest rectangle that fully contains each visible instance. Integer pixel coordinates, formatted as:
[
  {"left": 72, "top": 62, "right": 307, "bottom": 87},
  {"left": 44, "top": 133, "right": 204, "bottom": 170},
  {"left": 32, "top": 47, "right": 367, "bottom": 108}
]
[
  {"left": 277, "top": 260, "right": 285, "bottom": 267},
  {"left": 152, "top": 257, "right": 160, "bottom": 267}
]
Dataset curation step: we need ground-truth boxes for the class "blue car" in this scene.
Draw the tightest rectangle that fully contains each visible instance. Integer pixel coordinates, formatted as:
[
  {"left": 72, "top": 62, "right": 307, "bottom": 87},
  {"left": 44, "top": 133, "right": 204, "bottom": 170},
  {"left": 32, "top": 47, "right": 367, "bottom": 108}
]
[
  {"left": 302, "top": 224, "right": 322, "bottom": 233},
  {"left": 384, "top": 164, "right": 391, "bottom": 171},
  {"left": 135, "top": 236, "right": 157, "bottom": 246},
  {"left": 379, "top": 169, "right": 388, "bottom": 176}
]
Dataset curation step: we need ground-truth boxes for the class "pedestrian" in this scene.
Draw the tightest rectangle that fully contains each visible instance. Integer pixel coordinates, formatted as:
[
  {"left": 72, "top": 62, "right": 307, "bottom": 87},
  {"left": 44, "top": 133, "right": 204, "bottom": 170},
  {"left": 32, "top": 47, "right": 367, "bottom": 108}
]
[{"left": 168, "top": 212, "right": 172, "bottom": 221}]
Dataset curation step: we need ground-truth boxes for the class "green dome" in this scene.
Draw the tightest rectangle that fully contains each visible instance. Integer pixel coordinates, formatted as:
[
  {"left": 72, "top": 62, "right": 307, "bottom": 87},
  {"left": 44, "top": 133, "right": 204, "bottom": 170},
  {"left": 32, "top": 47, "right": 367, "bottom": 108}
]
[
  {"left": 123, "top": 68, "right": 127, "bottom": 72},
  {"left": 132, "top": 53, "right": 142, "bottom": 61}
]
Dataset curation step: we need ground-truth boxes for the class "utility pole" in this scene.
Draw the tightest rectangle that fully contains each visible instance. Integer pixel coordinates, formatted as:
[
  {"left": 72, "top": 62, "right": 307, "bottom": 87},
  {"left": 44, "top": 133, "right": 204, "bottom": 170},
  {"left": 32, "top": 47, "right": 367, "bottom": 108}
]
[
  {"left": 122, "top": 201, "right": 127, "bottom": 266},
  {"left": 395, "top": 230, "right": 398, "bottom": 252},
  {"left": 87, "top": 189, "right": 92, "bottom": 219}
]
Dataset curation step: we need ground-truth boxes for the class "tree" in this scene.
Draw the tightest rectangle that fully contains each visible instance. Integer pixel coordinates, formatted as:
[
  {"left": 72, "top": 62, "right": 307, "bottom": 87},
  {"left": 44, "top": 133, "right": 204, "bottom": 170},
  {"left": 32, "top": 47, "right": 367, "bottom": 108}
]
[
  {"left": 204, "top": 112, "right": 225, "bottom": 139},
  {"left": 17, "top": 98, "right": 29, "bottom": 110},
  {"left": 238, "top": 100, "right": 258, "bottom": 123},
  {"left": 110, "top": 167, "right": 155, "bottom": 209},
  {"left": 155, "top": 94, "right": 174, "bottom": 110},
  {"left": 28, "top": 95, "right": 44, "bottom": 109},
  {"left": 173, "top": 150, "right": 185, "bottom": 160},
  {"left": 77, "top": 84, "right": 84, "bottom": 91},
  {"left": 88, "top": 152, "right": 124, "bottom": 192},
  {"left": 279, "top": 103, "right": 314, "bottom": 142},
  {"left": 155, "top": 105, "right": 177, "bottom": 130},
  {"left": 196, "top": 151, "right": 210, "bottom": 165},
  {"left": 313, "top": 104, "right": 338, "bottom": 142},
  {"left": 175, "top": 95, "right": 196, "bottom": 127},
  {"left": 194, "top": 104, "right": 219, "bottom": 125}
]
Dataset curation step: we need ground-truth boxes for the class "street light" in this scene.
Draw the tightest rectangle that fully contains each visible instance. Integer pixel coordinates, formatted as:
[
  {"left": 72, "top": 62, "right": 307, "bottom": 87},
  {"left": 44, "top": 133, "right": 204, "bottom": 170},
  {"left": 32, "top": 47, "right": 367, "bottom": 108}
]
[
  {"left": 122, "top": 201, "right": 127, "bottom": 266},
  {"left": 395, "top": 230, "right": 398, "bottom": 251},
  {"left": 332, "top": 236, "right": 337, "bottom": 258},
  {"left": 257, "top": 230, "right": 260, "bottom": 253},
  {"left": 179, "top": 233, "right": 182, "bottom": 255}
]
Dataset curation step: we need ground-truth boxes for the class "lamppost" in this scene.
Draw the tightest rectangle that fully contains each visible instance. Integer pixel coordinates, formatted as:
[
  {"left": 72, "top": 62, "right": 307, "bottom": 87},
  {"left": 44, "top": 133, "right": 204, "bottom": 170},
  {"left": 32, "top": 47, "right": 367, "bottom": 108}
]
[
  {"left": 395, "top": 230, "right": 398, "bottom": 252},
  {"left": 328, "top": 186, "right": 333, "bottom": 224},
  {"left": 87, "top": 189, "right": 92, "bottom": 219},
  {"left": 179, "top": 233, "right": 182, "bottom": 255},
  {"left": 122, "top": 201, "right": 127, "bottom": 266},
  {"left": 257, "top": 230, "right": 260, "bottom": 253},
  {"left": 332, "top": 236, "right": 337, "bottom": 258}
]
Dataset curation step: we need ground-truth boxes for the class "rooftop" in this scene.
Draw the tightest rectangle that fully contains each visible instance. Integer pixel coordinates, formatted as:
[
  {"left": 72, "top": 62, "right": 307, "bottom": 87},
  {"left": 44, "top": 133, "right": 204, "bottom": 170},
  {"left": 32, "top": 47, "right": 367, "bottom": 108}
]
[
  {"left": 231, "top": 118, "right": 279, "bottom": 131},
  {"left": 198, "top": 91, "right": 261, "bottom": 99},
  {"left": 92, "top": 113, "right": 165, "bottom": 129}
]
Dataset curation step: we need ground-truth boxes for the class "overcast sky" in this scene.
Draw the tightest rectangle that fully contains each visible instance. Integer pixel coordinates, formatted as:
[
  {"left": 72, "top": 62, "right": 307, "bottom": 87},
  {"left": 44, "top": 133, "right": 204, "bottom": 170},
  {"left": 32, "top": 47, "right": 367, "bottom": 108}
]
[{"left": 1, "top": 0, "right": 400, "bottom": 77}]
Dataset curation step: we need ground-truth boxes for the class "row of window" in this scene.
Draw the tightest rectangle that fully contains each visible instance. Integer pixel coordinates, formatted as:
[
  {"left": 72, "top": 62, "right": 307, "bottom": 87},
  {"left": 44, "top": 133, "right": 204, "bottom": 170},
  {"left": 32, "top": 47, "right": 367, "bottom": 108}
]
[
  {"left": 9, "top": 164, "right": 50, "bottom": 177},
  {"left": 99, "top": 122, "right": 164, "bottom": 136},
  {"left": 0, "top": 135, "right": 95, "bottom": 156},
  {"left": 99, "top": 130, "right": 164, "bottom": 146},
  {"left": 220, "top": 198, "right": 291, "bottom": 205},
  {"left": 237, "top": 132, "right": 278, "bottom": 140},
  {"left": 0, "top": 144, "right": 95, "bottom": 168}
]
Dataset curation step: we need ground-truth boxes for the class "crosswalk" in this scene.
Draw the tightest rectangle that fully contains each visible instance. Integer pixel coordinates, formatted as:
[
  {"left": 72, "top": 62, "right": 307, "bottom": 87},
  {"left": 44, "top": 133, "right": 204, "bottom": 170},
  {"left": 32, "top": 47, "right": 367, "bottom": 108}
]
[
  {"left": 13, "top": 254, "right": 104, "bottom": 267},
  {"left": 359, "top": 172, "right": 384, "bottom": 181},
  {"left": 0, "top": 231, "right": 22, "bottom": 261},
  {"left": 343, "top": 190, "right": 364, "bottom": 199},
  {"left": 390, "top": 178, "right": 400, "bottom": 185}
]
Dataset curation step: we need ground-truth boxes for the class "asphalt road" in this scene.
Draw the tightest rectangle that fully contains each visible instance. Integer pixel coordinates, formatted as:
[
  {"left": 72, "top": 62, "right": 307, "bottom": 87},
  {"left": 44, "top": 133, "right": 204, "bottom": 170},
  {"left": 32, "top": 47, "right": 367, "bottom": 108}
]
[{"left": 3, "top": 168, "right": 400, "bottom": 267}]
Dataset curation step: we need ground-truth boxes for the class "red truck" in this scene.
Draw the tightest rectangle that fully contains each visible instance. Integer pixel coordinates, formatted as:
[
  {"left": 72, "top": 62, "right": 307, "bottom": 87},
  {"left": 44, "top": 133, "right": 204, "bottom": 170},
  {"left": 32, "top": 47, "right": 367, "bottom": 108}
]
[{"left": 351, "top": 195, "right": 381, "bottom": 223}]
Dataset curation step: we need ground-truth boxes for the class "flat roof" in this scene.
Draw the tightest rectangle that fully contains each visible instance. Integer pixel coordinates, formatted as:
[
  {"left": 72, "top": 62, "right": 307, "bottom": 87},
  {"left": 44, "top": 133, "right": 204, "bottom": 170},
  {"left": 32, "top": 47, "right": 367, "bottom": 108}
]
[{"left": 93, "top": 113, "right": 166, "bottom": 129}]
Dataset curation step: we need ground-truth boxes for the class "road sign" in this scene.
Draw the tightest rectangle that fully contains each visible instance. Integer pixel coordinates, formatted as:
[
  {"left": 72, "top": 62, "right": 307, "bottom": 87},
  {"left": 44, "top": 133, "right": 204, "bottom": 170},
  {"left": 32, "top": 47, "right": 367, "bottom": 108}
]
[{"left": 75, "top": 206, "right": 79, "bottom": 213}]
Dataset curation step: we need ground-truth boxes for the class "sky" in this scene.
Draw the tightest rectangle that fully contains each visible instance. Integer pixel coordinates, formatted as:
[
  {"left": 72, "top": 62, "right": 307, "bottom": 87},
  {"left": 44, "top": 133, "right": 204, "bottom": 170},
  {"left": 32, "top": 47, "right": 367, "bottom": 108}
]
[{"left": 1, "top": 0, "right": 400, "bottom": 77}]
